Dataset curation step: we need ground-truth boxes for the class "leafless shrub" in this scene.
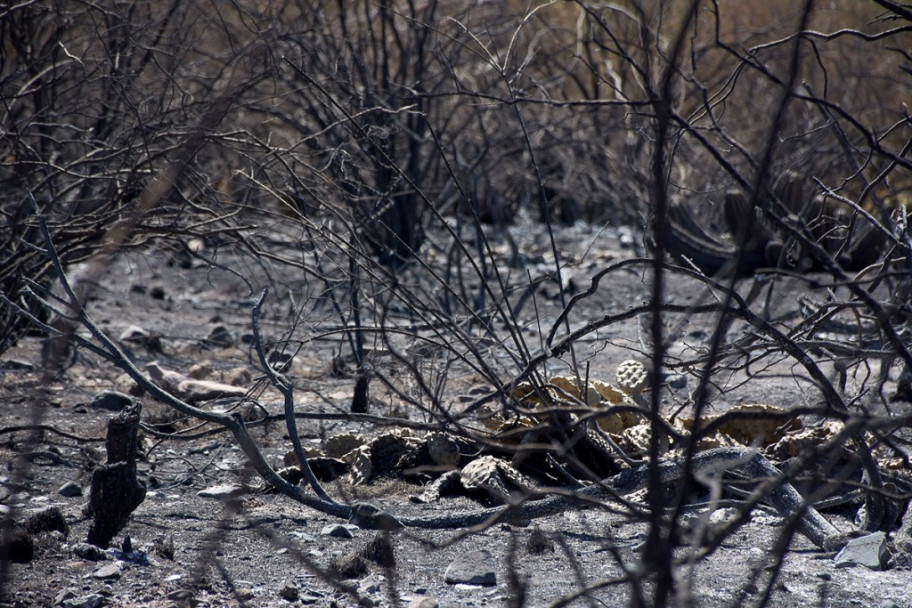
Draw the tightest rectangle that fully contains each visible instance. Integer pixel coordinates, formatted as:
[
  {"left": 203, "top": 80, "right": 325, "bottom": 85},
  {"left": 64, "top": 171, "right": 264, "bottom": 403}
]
[{"left": 2, "top": 1, "right": 912, "bottom": 607}]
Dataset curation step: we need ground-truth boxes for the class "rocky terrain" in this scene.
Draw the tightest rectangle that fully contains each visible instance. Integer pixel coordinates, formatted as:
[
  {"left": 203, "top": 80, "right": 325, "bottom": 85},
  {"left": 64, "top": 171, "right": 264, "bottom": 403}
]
[{"left": 2, "top": 218, "right": 911, "bottom": 608}]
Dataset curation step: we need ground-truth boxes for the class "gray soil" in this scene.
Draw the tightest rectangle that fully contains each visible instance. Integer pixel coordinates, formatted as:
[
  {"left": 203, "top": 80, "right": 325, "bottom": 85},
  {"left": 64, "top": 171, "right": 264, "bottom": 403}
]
[{"left": 2, "top": 217, "right": 911, "bottom": 608}]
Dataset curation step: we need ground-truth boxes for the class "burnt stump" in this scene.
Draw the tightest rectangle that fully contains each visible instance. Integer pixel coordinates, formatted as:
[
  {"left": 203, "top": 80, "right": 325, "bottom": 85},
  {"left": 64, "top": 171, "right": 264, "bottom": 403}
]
[{"left": 86, "top": 402, "right": 146, "bottom": 548}]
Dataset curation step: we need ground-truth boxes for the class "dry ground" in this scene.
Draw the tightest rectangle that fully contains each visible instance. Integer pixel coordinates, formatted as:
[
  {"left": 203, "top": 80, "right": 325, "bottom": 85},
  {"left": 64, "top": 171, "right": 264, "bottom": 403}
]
[{"left": 2, "top": 218, "right": 911, "bottom": 607}]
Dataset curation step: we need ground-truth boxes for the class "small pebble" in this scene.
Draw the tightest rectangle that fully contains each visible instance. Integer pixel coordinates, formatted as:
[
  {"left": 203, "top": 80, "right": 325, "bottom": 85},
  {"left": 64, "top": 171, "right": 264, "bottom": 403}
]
[
  {"left": 205, "top": 324, "right": 235, "bottom": 348},
  {"left": 454, "top": 583, "right": 484, "bottom": 591},
  {"left": 61, "top": 593, "right": 104, "bottom": 608},
  {"left": 289, "top": 531, "right": 316, "bottom": 543},
  {"left": 197, "top": 484, "right": 245, "bottom": 499},
  {"left": 708, "top": 507, "right": 743, "bottom": 526},
  {"left": 90, "top": 390, "right": 134, "bottom": 411},
  {"left": 444, "top": 549, "right": 497, "bottom": 586},
  {"left": 54, "top": 589, "right": 75, "bottom": 605},
  {"left": 321, "top": 524, "right": 357, "bottom": 538},
  {"left": 236, "top": 588, "right": 254, "bottom": 601},
  {"left": 358, "top": 576, "right": 383, "bottom": 594},
  {"left": 188, "top": 362, "right": 214, "bottom": 380},
  {"left": 280, "top": 581, "right": 299, "bottom": 601},
  {"left": 665, "top": 374, "right": 688, "bottom": 389},
  {"left": 1, "top": 359, "right": 35, "bottom": 372},
  {"left": 167, "top": 589, "right": 195, "bottom": 602},
  {"left": 58, "top": 481, "right": 83, "bottom": 497},
  {"left": 91, "top": 561, "right": 122, "bottom": 579},
  {"left": 225, "top": 366, "right": 252, "bottom": 386},
  {"left": 118, "top": 325, "right": 150, "bottom": 342}
]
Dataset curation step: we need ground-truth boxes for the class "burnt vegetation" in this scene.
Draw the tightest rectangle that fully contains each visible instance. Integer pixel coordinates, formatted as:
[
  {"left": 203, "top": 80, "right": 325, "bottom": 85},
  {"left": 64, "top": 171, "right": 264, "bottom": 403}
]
[{"left": 2, "top": 1, "right": 912, "bottom": 606}]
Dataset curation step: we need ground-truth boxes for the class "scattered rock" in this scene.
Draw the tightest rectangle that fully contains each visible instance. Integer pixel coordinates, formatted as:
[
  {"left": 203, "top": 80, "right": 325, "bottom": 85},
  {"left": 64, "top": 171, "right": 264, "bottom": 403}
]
[
  {"left": 358, "top": 575, "right": 383, "bottom": 594},
  {"left": 166, "top": 589, "right": 195, "bottom": 603},
  {"left": 288, "top": 531, "right": 316, "bottom": 543},
  {"left": 58, "top": 481, "right": 83, "bottom": 497},
  {"left": 197, "top": 484, "right": 246, "bottom": 500},
  {"left": 349, "top": 503, "right": 403, "bottom": 530},
  {"left": 879, "top": 601, "right": 900, "bottom": 608},
  {"left": 708, "top": 507, "right": 742, "bottom": 526},
  {"left": 225, "top": 366, "right": 252, "bottom": 386},
  {"left": 91, "top": 561, "right": 122, "bottom": 579},
  {"left": 145, "top": 362, "right": 186, "bottom": 387},
  {"left": 118, "top": 325, "right": 150, "bottom": 343},
  {"left": 61, "top": 593, "right": 104, "bottom": 608},
  {"left": 118, "top": 325, "right": 161, "bottom": 351},
  {"left": 321, "top": 524, "right": 357, "bottom": 538},
  {"left": 187, "top": 362, "right": 214, "bottom": 380},
  {"left": 279, "top": 581, "right": 299, "bottom": 601},
  {"left": 665, "top": 374, "right": 688, "bottom": 389},
  {"left": 205, "top": 324, "right": 235, "bottom": 348},
  {"left": 54, "top": 589, "right": 75, "bottom": 605},
  {"left": 618, "top": 226, "right": 636, "bottom": 247},
  {"left": 834, "top": 531, "right": 888, "bottom": 570},
  {"left": 408, "top": 597, "right": 438, "bottom": 608},
  {"left": 90, "top": 390, "right": 134, "bottom": 411},
  {"left": 113, "top": 547, "right": 148, "bottom": 566},
  {"left": 1, "top": 359, "right": 35, "bottom": 372},
  {"left": 444, "top": 549, "right": 497, "bottom": 586},
  {"left": 73, "top": 542, "right": 106, "bottom": 561}
]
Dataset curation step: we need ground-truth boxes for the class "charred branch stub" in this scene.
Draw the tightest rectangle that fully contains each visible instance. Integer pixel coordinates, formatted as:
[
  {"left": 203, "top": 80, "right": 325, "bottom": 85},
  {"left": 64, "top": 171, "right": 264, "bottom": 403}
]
[
  {"left": 86, "top": 402, "right": 146, "bottom": 549},
  {"left": 351, "top": 371, "right": 371, "bottom": 414}
]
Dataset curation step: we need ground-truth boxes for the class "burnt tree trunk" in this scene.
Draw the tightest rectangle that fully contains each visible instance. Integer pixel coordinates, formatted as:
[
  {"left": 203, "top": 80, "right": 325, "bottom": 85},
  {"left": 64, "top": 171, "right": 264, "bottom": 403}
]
[{"left": 86, "top": 402, "right": 146, "bottom": 548}]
